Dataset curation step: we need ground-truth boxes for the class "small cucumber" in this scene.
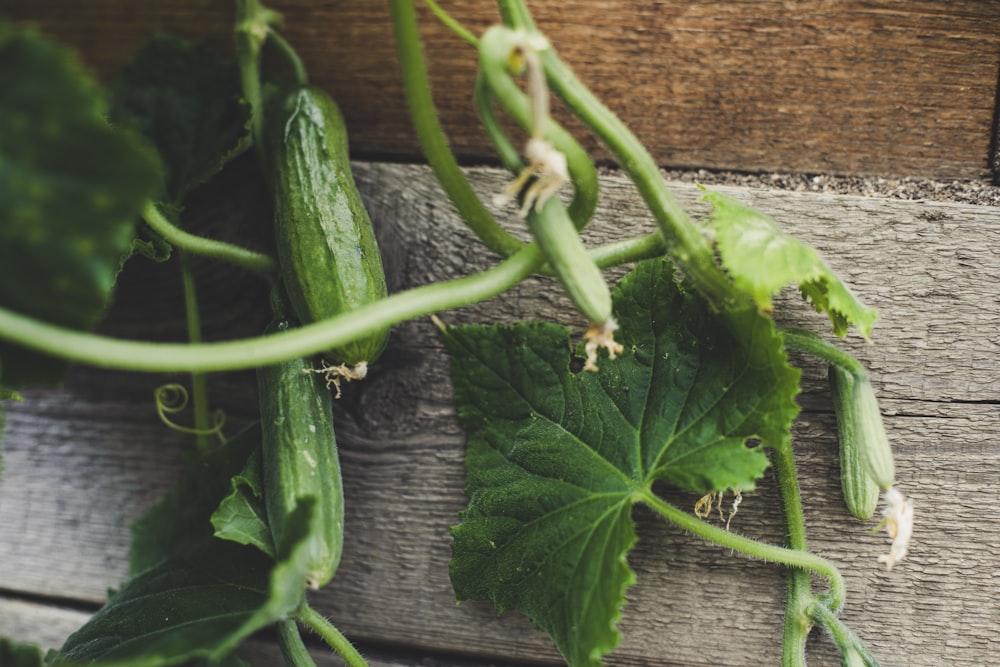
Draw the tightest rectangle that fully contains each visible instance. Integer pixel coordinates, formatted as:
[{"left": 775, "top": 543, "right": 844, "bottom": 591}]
[
  {"left": 852, "top": 372, "right": 895, "bottom": 489},
  {"left": 829, "top": 365, "right": 880, "bottom": 520},
  {"left": 527, "top": 197, "right": 612, "bottom": 326},
  {"left": 258, "top": 318, "right": 344, "bottom": 589},
  {"left": 266, "top": 86, "right": 389, "bottom": 368}
]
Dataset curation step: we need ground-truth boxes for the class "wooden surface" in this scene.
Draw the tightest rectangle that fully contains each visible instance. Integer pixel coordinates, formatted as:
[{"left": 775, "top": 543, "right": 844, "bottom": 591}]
[
  {"left": 1, "top": 1, "right": 998, "bottom": 180},
  {"left": 2, "top": 162, "right": 998, "bottom": 666}
]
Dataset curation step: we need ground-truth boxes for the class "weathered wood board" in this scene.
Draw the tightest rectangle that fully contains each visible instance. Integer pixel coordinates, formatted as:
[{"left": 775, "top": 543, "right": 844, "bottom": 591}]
[
  {"left": 1, "top": 1, "right": 998, "bottom": 180},
  {"left": 1, "top": 164, "right": 998, "bottom": 666}
]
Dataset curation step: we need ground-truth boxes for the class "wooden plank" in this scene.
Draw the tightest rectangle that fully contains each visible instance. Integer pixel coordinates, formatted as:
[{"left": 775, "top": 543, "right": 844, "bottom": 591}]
[
  {"left": 0, "top": 597, "right": 536, "bottom": 667},
  {"left": 2, "top": 164, "right": 999, "bottom": 666},
  {"left": 2, "top": 1, "right": 998, "bottom": 179}
]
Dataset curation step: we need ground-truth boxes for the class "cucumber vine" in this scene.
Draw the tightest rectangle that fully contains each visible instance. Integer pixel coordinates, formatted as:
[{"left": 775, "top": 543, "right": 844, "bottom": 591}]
[{"left": 0, "top": 2, "right": 912, "bottom": 667}]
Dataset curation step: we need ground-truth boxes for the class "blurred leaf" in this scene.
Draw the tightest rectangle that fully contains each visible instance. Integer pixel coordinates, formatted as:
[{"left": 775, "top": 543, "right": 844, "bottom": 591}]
[
  {"left": 0, "top": 26, "right": 163, "bottom": 386},
  {"left": 0, "top": 637, "right": 44, "bottom": 666},
  {"left": 109, "top": 33, "right": 251, "bottom": 205}
]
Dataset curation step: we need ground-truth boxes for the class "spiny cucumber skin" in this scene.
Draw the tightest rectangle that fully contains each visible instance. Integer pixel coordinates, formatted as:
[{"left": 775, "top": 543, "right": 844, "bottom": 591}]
[
  {"left": 267, "top": 86, "right": 389, "bottom": 366},
  {"left": 259, "top": 349, "right": 344, "bottom": 589},
  {"left": 526, "top": 198, "right": 612, "bottom": 324},
  {"left": 829, "top": 365, "right": 880, "bottom": 520}
]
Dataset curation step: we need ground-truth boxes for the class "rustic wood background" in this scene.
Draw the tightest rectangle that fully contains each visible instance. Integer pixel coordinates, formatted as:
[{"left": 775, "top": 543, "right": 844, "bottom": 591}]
[
  {"left": 2, "top": 0, "right": 999, "bottom": 180},
  {"left": 2, "top": 2, "right": 999, "bottom": 666}
]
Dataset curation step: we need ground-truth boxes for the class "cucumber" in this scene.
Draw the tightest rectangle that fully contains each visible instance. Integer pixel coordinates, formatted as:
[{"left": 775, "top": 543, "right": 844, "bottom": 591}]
[
  {"left": 828, "top": 365, "right": 880, "bottom": 520},
  {"left": 526, "top": 196, "right": 620, "bottom": 371},
  {"left": 266, "top": 86, "right": 389, "bottom": 368},
  {"left": 258, "top": 318, "right": 344, "bottom": 589}
]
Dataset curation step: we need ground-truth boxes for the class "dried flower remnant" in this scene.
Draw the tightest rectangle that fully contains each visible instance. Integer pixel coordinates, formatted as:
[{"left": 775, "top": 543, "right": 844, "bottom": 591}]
[{"left": 877, "top": 487, "right": 913, "bottom": 570}]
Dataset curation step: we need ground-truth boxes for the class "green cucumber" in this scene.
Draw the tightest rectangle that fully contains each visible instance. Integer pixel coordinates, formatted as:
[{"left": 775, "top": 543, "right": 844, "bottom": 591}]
[
  {"left": 527, "top": 197, "right": 612, "bottom": 325},
  {"left": 266, "top": 86, "right": 389, "bottom": 368},
  {"left": 258, "top": 318, "right": 344, "bottom": 589},
  {"left": 828, "top": 365, "right": 880, "bottom": 520}
]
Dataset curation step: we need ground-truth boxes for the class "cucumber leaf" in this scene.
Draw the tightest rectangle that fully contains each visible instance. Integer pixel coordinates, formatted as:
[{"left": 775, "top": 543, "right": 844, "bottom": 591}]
[
  {"left": 211, "top": 445, "right": 275, "bottom": 558},
  {"left": 129, "top": 424, "right": 261, "bottom": 575},
  {"left": 444, "top": 258, "right": 800, "bottom": 667},
  {"left": 0, "top": 26, "right": 163, "bottom": 387},
  {"left": 701, "top": 189, "right": 876, "bottom": 338},
  {"left": 55, "top": 504, "right": 313, "bottom": 666},
  {"left": 109, "top": 34, "right": 251, "bottom": 205},
  {"left": 0, "top": 638, "right": 44, "bottom": 667}
]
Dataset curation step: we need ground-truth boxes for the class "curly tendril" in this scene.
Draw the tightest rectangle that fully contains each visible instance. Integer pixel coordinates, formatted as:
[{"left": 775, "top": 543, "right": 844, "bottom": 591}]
[{"left": 154, "top": 383, "right": 226, "bottom": 441}]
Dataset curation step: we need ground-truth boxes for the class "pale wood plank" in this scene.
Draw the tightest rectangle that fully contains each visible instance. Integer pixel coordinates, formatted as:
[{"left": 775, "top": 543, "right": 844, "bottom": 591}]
[
  {"left": 1, "top": 1, "right": 997, "bottom": 179},
  {"left": 2, "top": 164, "right": 998, "bottom": 666}
]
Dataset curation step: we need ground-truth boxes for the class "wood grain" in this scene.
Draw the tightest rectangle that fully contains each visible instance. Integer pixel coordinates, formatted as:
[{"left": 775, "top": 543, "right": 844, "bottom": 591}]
[
  {"left": 1, "top": 163, "right": 998, "bottom": 665},
  {"left": 1, "top": 1, "right": 998, "bottom": 179}
]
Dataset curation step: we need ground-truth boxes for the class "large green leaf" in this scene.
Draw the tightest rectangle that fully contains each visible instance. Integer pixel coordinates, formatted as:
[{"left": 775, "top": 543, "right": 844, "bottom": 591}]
[
  {"left": 55, "top": 503, "right": 313, "bottom": 666},
  {"left": 444, "top": 258, "right": 800, "bottom": 667},
  {"left": 0, "top": 26, "right": 163, "bottom": 386},
  {"left": 701, "top": 189, "right": 876, "bottom": 338},
  {"left": 109, "top": 34, "right": 251, "bottom": 205}
]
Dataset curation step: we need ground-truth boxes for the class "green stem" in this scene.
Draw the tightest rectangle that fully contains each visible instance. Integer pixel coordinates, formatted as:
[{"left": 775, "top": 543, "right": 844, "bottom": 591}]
[
  {"left": 781, "top": 327, "right": 867, "bottom": 378},
  {"left": 178, "top": 252, "right": 211, "bottom": 453},
  {"left": 297, "top": 602, "right": 370, "bottom": 667},
  {"left": 640, "top": 489, "right": 845, "bottom": 609},
  {"left": 142, "top": 201, "right": 277, "bottom": 274},
  {"left": 498, "top": 0, "right": 737, "bottom": 311},
  {"left": 278, "top": 619, "right": 319, "bottom": 667},
  {"left": 771, "top": 439, "right": 817, "bottom": 667},
  {"left": 809, "top": 601, "right": 881, "bottom": 667},
  {"left": 390, "top": 0, "right": 523, "bottom": 258},
  {"left": 588, "top": 231, "right": 665, "bottom": 270},
  {"left": 474, "top": 70, "right": 524, "bottom": 173},
  {"left": 234, "top": 0, "right": 281, "bottom": 147},
  {"left": 423, "top": 0, "right": 479, "bottom": 47},
  {"left": 268, "top": 29, "right": 309, "bottom": 86},
  {"left": 0, "top": 246, "right": 543, "bottom": 373}
]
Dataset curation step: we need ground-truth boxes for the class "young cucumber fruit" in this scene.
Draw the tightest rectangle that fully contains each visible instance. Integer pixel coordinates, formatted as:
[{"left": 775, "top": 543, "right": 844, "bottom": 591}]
[
  {"left": 829, "top": 364, "right": 896, "bottom": 520},
  {"left": 258, "top": 319, "right": 344, "bottom": 589},
  {"left": 266, "top": 86, "right": 389, "bottom": 368},
  {"left": 828, "top": 365, "right": 880, "bottom": 520}
]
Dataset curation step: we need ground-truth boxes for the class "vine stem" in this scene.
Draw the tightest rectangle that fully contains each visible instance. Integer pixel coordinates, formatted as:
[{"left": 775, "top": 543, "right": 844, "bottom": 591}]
[
  {"left": 423, "top": 0, "right": 478, "bottom": 47},
  {"left": 639, "top": 489, "right": 845, "bottom": 610},
  {"left": 0, "top": 246, "right": 542, "bottom": 373},
  {"left": 390, "top": 0, "right": 523, "bottom": 258},
  {"left": 297, "top": 603, "right": 370, "bottom": 667},
  {"left": 267, "top": 29, "right": 308, "bottom": 86},
  {"left": 277, "top": 619, "right": 319, "bottom": 667},
  {"left": 771, "top": 438, "right": 818, "bottom": 667},
  {"left": 808, "top": 601, "right": 881, "bottom": 667},
  {"left": 178, "top": 251, "right": 212, "bottom": 453},
  {"left": 781, "top": 327, "right": 867, "bottom": 378},
  {"left": 142, "top": 201, "right": 277, "bottom": 274}
]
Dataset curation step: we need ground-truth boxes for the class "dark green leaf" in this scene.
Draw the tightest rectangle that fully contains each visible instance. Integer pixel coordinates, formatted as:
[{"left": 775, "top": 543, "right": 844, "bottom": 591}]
[
  {"left": 109, "top": 34, "right": 252, "bottom": 205},
  {"left": 445, "top": 258, "right": 801, "bottom": 667},
  {"left": 0, "top": 26, "right": 163, "bottom": 386},
  {"left": 0, "top": 637, "right": 44, "bottom": 667},
  {"left": 211, "top": 445, "right": 275, "bottom": 558},
  {"left": 701, "top": 189, "right": 877, "bottom": 338},
  {"left": 56, "top": 502, "right": 314, "bottom": 666},
  {"left": 130, "top": 424, "right": 261, "bottom": 575}
]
